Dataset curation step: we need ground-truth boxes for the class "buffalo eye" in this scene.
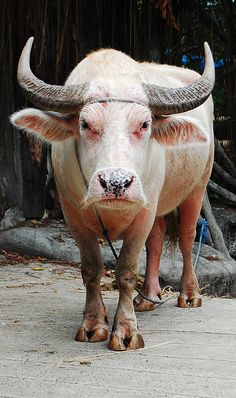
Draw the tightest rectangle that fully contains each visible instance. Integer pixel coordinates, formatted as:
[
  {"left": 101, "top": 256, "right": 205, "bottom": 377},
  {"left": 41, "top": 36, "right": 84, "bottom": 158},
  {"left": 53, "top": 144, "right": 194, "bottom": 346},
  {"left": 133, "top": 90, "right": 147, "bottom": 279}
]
[
  {"left": 81, "top": 120, "right": 89, "bottom": 129},
  {"left": 141, "top": 121, "right": 149, "bottom": 129}
]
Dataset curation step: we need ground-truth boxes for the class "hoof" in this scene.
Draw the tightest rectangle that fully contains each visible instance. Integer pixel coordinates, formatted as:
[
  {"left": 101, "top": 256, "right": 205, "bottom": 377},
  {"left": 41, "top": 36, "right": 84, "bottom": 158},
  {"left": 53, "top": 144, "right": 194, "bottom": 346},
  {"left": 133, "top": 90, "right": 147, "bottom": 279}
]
[
  {"left": 177, "top": 294, "right": 202, "bottom": 308},
  {"left": 109, "top": 333, "right": 144, "bottom": 351},
  {"left": 75, "top": 326, "right": 109, "bottom": 342},
  {"left": 133, "top": 292, "right": 161, "bottom": 312}
]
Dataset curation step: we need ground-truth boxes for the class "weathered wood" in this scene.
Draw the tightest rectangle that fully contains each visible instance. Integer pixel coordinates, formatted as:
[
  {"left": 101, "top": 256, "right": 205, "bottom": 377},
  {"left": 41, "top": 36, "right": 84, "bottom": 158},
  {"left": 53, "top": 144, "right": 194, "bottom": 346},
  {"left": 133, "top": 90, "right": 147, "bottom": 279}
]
[
  {"left": 214, "top": 138, "right": 236, "bottom": 178},
  {"left": 19, "top": 136, "right": 47, "bottom": 218},
  {"left": 213, "top": 161, "right": 236, "bottom": 191},
  {"left": 0, "top": 62, "right": 22, "bottom": 220}
]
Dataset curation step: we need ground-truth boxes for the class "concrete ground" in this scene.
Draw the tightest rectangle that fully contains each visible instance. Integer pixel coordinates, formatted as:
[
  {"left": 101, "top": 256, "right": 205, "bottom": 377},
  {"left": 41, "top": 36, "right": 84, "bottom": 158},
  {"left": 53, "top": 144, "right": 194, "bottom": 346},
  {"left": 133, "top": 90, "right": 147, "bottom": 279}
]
[{"left": 0, "top": 258, "right": 236, "bottom": 398}]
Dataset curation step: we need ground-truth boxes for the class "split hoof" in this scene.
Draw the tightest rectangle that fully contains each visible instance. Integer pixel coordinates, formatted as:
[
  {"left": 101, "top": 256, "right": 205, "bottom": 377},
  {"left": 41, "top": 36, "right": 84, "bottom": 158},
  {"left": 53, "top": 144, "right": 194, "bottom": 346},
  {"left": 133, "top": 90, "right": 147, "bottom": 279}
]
[
  {"left": 109, "top": 333, "right": 144, "bottom": 351},
  {"left": 177, "top": 294, "right": 202, "bottom": 308},
  {"left": 75, "top": 325, "right": 109, "bottom": 342},
  {"left": 133, "top": 292, "right": 161, "bottom": 312}
]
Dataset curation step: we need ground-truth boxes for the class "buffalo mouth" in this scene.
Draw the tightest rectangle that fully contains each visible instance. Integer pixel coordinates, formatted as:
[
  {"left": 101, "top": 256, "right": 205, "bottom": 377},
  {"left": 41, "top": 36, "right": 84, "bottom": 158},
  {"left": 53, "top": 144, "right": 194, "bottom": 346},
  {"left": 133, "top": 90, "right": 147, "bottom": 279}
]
[{"left": 84, "top": 195, "right": 146, "bottom": 210}]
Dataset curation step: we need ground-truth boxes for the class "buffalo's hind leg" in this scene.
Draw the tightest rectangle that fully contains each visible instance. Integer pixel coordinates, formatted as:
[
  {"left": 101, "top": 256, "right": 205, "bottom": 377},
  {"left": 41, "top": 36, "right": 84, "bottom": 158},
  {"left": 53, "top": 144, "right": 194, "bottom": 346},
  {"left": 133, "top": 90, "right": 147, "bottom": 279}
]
[
  {"left": 177, "top": 191, "right": 204, "bottom": 308},
  {"left": 74, "top": 232, "right": 109, "bottom": 342},
  {"left": 133, "top": 216, "right": 166, "bottom": 312}
]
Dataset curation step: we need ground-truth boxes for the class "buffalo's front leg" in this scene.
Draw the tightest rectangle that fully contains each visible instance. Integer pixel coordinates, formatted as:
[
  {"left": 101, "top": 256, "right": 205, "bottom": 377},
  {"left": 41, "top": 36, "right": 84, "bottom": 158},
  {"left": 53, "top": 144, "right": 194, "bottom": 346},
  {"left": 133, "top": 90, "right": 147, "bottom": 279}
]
[
  {"left": 108, "top": 210, "right": 156, "bottom": 351},
  {"left": 177, "top": 192, "right": 204, "bottom": 308},
  {"left": 109, "top": 210, "right": 159, "bottom": 351},
  {"left": 74, "top": 233, "right": 109, "bottom": 342},
  {"left": 109, "top": 269, "right": 144, "bottom": 350}
]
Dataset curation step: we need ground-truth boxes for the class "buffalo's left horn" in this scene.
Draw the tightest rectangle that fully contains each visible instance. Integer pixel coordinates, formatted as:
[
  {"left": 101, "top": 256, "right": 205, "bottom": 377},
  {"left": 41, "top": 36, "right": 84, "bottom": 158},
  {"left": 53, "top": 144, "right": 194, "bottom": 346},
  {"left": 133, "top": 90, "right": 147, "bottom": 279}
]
[
  {"left": 143, "top": 42, "right": 215, "bottom": 115},
  {"left": 17, "top": 37, "right": 88, "bottom": 113}
]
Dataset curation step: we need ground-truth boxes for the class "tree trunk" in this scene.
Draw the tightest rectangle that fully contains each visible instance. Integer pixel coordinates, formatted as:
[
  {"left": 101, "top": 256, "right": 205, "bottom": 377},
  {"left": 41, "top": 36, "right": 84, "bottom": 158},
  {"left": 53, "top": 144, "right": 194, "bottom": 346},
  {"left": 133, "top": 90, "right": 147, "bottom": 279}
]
[
  {"left": 214, "top": 138, "right": 236, "bottom": 178},
  {"left": 202, "top": 192, "right": 231, "bottom": 258},
  {"left": 213, "top": 161, "right": 236, "bottom": 191},
  {"left": 208, "top": 180, "right": 236, "bottom": 205}
]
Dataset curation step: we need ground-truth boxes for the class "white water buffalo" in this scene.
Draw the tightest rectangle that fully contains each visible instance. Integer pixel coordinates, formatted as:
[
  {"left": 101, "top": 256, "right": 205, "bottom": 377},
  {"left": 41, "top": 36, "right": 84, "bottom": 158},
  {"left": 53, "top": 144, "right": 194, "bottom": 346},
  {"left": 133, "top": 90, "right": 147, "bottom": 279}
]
[{"left": 11, "top": 37, "right": 215, "bottom": 351}]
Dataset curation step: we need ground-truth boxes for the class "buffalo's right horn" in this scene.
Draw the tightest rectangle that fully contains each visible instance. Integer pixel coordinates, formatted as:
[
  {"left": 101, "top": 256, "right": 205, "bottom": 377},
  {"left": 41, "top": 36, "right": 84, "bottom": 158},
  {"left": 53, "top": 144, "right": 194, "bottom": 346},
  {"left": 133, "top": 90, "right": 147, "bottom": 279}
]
[{"left": 17, "top": 37, "right": 88, "bottom": 114}]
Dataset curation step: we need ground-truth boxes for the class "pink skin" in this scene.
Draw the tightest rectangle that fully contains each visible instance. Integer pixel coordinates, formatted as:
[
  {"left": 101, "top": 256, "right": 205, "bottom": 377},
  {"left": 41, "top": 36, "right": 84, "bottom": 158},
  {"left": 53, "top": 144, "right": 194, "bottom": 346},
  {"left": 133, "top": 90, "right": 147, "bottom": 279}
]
[
  {"left": 11, "top": 97, "right": 214, "bottom": 350},
  {"left": 69, "top": 103, "right": 162, "bottom": 347}
]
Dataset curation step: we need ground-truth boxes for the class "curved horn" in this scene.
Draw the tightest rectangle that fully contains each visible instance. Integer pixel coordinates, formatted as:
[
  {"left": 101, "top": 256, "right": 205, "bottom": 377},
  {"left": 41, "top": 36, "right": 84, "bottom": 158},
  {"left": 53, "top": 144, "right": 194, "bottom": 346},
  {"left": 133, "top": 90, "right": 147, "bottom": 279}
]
[
  {"left": 17, "top": 37, "right": 88, "bottom": 113},
  {"left": 143, "top": 42, "right": 215, "bottom": 115}
]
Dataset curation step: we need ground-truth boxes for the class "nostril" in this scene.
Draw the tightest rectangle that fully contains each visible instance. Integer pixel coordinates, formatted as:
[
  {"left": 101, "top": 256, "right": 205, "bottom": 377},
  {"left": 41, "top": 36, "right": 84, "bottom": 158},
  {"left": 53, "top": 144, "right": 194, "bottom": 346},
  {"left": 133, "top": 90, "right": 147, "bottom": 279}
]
[
  {"left": 98, "top": 175, "right": 107, "bottom": 190},
  {"left": 123, "top": 177, "right": 134, "bottom": 189}
]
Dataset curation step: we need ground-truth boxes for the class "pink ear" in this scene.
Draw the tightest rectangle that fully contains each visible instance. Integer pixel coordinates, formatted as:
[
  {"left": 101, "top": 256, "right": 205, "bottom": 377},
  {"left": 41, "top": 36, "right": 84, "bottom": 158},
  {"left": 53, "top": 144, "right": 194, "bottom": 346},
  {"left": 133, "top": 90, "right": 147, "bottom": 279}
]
[
  {"left": 10, "top": 109, "right": 78, "bottom": 142},
  {"left": 152, "top": 116, "right": 208, "bottom": 146}
]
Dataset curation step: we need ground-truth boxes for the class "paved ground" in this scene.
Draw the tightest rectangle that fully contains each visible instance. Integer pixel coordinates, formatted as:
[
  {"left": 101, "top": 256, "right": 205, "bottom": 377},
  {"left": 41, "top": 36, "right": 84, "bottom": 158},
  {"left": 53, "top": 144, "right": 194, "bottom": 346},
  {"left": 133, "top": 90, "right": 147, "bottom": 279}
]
[{"left": 0, "top": 258, "right": 236, "bottom": 398}]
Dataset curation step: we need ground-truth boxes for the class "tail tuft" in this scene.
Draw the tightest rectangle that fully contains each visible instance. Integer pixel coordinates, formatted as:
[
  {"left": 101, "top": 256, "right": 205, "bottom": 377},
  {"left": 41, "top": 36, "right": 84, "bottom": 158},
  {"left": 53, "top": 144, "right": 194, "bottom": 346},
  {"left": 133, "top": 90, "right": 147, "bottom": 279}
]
[{"left": 164, "top": 209, "right": 179, "bottom": 252}]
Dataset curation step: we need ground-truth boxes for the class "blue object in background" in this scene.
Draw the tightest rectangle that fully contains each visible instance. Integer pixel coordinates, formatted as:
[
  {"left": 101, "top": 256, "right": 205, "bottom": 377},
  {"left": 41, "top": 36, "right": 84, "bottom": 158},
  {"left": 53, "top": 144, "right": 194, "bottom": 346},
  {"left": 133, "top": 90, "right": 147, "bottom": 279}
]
[
  {"left": 182, "top": 54, "right": 224, "bottom": 70},
  {"left": 194, "top": 219, "right": 209, "bottom": 269},
  {"left": 196, "top": 219, "right": 209, "bottom": 243}
]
